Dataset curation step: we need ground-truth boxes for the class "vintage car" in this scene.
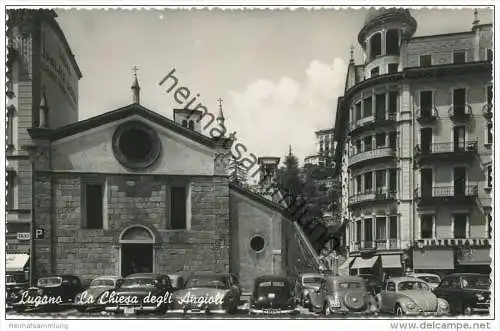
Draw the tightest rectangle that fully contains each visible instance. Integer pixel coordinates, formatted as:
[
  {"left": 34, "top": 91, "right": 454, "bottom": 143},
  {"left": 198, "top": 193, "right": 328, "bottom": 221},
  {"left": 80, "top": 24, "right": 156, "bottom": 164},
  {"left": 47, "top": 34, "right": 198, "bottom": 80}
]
[
  {"left": 74, "top": 276, "right": 122, "bottom": 312},
  {"left": 13, "top": 275, "right": 83, "bottom": 312},
  {"left": 6, "top": 274, "right": 29, "bottom": 309},
  {"left": 309, "top": 276, "right": 378, "bottom": 316},
  {"left": 407, "top": 273, "right": 441, "bottom": 290},
  {"left": 104, "top": 273, "right": 174, "bottom": 315},
  {"left": 433, "top": 273, "right": 490, "bottom": 315},
  {"left": 295, "top": 273, "right": 325, "bottom": 308},
  {"left": 376, "top": 277, "right": 449, "bottom": 316},
  {"left": 170, "top": 273, "right": 241, "bottom": 314},
  {"left": 248, "top": 275, "right": 298, "bottom": 315}
]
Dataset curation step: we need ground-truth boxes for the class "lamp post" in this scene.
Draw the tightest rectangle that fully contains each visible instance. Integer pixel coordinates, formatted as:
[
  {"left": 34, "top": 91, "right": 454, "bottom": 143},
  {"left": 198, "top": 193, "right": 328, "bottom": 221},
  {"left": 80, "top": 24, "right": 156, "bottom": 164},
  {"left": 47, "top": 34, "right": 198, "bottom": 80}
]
[{"left": 23, "top": 143, "right": 37, "bottom": 287}]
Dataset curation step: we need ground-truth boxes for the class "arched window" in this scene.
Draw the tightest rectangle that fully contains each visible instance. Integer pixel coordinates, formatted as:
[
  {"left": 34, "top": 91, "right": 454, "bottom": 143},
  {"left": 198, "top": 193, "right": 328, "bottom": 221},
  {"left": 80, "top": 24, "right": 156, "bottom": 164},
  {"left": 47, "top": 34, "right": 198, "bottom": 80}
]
[
  {"left": 188, "top": 120, "right": 194, "bottom": 130},
  {"left": 369, "top": 33, "right": 382, "bottom": 60},
  {"left": 182, "top": 120, "right": 187, "bottom": 127},
  {"left": 386, "top": 29, "right": 400, "bottom": 56}
]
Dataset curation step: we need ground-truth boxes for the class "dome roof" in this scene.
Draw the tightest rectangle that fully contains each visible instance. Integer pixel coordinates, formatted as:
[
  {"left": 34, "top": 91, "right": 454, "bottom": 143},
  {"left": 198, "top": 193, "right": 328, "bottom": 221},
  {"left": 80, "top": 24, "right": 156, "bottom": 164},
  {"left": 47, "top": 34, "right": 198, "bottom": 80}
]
[
  {"left": 364, "top": 8, "right": 413, "bottom": 26},
  {"left": 358, "top": 8, "right": 417, "bottom": 45}
]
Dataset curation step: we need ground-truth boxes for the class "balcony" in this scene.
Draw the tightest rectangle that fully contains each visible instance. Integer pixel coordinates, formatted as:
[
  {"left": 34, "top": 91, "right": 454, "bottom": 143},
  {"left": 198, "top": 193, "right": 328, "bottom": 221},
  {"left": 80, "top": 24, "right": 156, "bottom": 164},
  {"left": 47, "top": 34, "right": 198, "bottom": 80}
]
[
  {"left": 415, "top": 141, "right": 478, "bottom": 164},
  {"left": 416, "top": 106, "right": 439, "bottom": 125},
  {"left": 414, "top": 185, "right": 478, "bottom": 207},
  {"left": 448, "top": 104, "right": 472, "bottom": 122},
  {"left": 351, "top": 239, "right": 400, "bottom": 253},
  {"left": 349, "top": 113, "right": 396, "bottom": 136},
  {"left": 348, "top": 146, "right": 396, "bottom": 168},
  {"left": 348, "top": 189, "right": 397, "bottom": 207},
  {"left": 483, "top": 103, "right": 493, "bottom": 120}
]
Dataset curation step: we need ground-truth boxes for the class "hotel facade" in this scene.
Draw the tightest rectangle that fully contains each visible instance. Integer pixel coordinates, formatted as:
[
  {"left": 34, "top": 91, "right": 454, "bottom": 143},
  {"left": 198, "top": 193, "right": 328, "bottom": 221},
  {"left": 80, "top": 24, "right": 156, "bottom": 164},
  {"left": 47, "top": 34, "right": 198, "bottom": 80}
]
[{"left": 333, "top": 9, "right": 492, "bottom": 278}]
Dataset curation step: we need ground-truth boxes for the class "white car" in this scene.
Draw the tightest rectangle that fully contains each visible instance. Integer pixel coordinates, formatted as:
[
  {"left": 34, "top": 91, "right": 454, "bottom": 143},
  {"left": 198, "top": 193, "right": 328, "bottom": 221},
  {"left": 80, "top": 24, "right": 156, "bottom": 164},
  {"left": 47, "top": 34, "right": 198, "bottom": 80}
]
[{"left": 407, "top": 273, "right": 441, "bottom": 290}]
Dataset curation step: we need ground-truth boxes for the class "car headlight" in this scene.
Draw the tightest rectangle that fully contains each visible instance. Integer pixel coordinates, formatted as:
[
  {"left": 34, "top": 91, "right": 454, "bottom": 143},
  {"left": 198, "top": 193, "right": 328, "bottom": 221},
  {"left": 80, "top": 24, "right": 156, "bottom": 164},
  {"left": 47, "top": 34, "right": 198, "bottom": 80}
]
[
  {"left": 476, "top": 294, "right": 485, "bottom": 301},
  {"left": 404, "top": 302, "right": 416, "bottom": 310},
  {"left": 331, "top": 297, "right": 341, "bottom": 308}
]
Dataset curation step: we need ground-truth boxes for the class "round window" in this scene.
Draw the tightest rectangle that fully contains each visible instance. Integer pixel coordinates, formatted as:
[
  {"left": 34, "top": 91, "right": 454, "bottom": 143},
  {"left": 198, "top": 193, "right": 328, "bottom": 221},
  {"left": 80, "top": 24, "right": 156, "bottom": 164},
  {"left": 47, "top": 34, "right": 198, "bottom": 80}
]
[
  {"left": 112, "top": 121, "right": 161, "bottom": 170},
  {"left": 250, "top": 235, "right": 265, "bottom": 252}
]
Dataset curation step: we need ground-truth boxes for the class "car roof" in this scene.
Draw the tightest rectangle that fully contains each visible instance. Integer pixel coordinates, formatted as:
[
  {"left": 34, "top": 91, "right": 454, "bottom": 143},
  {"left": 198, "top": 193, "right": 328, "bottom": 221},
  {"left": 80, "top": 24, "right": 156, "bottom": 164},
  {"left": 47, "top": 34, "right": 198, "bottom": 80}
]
[
  {"left": 92, "top": 276, "right": 121, "bottom": 281},
  {"left": 326, "top": 275, "right": 365, "bottom": 282},
  {"left": 387, "top": 277, "right": 427, "bottom": 283},
  {"left": 40, "top": 275, "right": 80, "bottom": 279},
  {"left": 444, "top": 273, "right": 488, "bottom": 277},
  {"left": 254, "top": 275, "right": 292, "bottom": 283},
  {"left": 300, "top": 273, "right": 324, "bottom": 278},
  {"left": 410, "top": 273, "right": 440, "bottom": 277},
  {"left": 186, "top": 273, "right": 231, "bottom": 279},
  {"left": 126, "top": 273, "right": 167, "bottom": 279}
]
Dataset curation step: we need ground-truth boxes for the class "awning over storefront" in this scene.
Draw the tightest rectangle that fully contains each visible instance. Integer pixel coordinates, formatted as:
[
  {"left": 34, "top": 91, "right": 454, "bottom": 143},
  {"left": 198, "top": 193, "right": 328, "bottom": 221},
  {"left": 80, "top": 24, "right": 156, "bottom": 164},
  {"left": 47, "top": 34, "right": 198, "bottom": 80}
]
[
  {"left": 413, "top": 249, "right": 454, "bottom": 270},
  {"left": 381, "top": 255, "right": 401, "bottom": 268},
  {"left": 351, "top": 256, "right": 378, "bottom": 269},
  {"left": 457, "top": 248, "right": 491, "bottom": 265},
  {"left": 6, "top": 254, "right": 29, "bottom": 273},
  {"left": 339, "top": 257, "right": 355, "bottom": 270}
]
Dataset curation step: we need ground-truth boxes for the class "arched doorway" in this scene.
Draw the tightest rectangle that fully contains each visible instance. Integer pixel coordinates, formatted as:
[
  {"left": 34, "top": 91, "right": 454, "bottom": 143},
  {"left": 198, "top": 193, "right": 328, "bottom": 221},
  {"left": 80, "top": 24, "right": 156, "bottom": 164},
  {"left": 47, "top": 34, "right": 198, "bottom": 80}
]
[{"left": 119, "top": 225, "right": 155, "bottom": 277}]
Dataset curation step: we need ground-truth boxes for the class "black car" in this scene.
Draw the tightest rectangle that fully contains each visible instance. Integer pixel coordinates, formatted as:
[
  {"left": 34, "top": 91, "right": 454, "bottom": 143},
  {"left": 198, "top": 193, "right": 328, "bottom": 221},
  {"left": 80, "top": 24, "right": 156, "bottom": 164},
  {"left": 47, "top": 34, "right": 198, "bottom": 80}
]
[
  {"left": 13, "top": 275, "right": 83, "bottom": 312},
  {"left": 359, "top": 274, "right": 383, "bottom": 296},
  {"left": 104, "top": 273, "right": 174, "bottom": 315},
  {"left": 433, "top": 273, "right": 491, "bottom": 316},
  {"left": 248, "top": 275, "right": 297, "bottom": 315},
  {"left": 6, "top": 274, "right": 29, "bottom": 309}
]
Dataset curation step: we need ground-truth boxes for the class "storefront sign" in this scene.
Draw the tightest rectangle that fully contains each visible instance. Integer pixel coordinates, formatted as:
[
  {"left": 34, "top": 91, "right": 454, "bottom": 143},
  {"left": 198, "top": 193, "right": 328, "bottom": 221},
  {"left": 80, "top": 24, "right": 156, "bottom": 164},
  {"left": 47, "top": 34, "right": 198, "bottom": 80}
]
[{"left": 16, "top": 232, "right": 31, "bottom": 241}]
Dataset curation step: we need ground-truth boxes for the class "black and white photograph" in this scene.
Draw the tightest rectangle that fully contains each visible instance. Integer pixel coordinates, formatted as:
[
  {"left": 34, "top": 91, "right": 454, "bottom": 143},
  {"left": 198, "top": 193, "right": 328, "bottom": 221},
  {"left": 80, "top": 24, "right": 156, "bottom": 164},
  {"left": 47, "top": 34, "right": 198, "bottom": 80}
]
[{"left": 1, "top": 2, "right": 498, "bottom": 330}]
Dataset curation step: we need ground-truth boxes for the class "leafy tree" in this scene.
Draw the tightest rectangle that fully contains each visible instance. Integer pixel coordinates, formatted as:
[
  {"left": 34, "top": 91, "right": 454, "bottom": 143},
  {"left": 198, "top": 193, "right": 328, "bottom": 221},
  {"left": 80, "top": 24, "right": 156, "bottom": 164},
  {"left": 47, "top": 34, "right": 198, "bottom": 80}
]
[
  {"left": 228, "top": 157, "right": 248, "bottom": 185},
  {"left": 277, "top": 148, "right": 303, "bottom": 203}
]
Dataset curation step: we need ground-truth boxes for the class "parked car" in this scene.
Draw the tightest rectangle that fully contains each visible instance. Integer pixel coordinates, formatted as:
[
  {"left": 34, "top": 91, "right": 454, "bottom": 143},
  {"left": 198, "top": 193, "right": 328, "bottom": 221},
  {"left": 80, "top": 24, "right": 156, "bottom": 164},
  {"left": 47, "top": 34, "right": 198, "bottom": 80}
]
[
  {"left": 13, "top": 275, "right": 83, "bottom": 312},
  {"left": 433, "top": 273, "right": 491, "bottom": 316},
  {"left": 74, "top": 276, "right": 122, "bottom": 312},
  {"left": 170, "top": 273, "right": 241, "bottom": 314},
  {"left": 6, "top": 274, "right": 29, "bottom": 309},
  {"left": 295, "top": 273, "right": 325, "bottom": 308},
  {"left": 309, "top": 276, "right": 378, "bottom": 316},
  {"left": 359, "top": 274, "right": 383, "bottom": 295},
  {"left": 168, "top": 274, "right": 186, "bottom": 291},
  {"left": 407, "top": 273, "right": 441, "bottom": 290},
  {"left": 376, "top": 277, "right": 449, "bottom": 316},
  {"left": 104, "top": 273, "right": 173, "bottom": 315},
  {"left": 248, "top": 275, "right": 298, "bottom": 315}
]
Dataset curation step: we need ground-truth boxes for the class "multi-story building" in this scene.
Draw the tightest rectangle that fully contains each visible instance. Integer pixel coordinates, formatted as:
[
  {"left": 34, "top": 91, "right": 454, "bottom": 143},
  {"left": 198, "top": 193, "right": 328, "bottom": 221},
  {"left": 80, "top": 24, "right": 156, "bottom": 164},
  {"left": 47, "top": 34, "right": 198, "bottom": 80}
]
[
  {"left": 304, "top": 128, "right": 335, "bottom": 167},
  {"left": 334, "top": 8, "right": 492, "bottom": 278}
]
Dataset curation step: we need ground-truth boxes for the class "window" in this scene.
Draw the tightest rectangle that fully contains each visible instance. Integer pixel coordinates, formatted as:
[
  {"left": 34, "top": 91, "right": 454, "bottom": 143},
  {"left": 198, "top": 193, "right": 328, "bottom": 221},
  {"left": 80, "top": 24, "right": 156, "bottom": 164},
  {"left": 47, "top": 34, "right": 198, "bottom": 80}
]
[
  {"left": 388, "top": 63, "right": 399, "bottom": 74},
  {"left": 363, "top": 136, "right": 372, "bottom": 152},
  {"left": 375, "top": 132, "right": 386, "bottom": 147},
  {"left": 487, "top": 123, "right": 493, "bottom": 145},
  {"left": 188, "top": 120, "right": 194, "bottom": 130},
  {"left": 250, "top": 235, "right": 265, "bottom": 252},
  {"left": 453, "top": 51, "right": 466, "bottom": 64},
  {"left": 6, "top": 170, "right": 16, "bottom": 210},
  {"left": 7, "top": 106, "right": 15, "bottom": 150},
  {"left": 355, "top": 102, "right": 362, "bottom": 121},
  {"left": 487, "top": 49, "right": 493, "bottom": 62},
  {"left": 82, "top": 181, "right": 104, "bottom": 229},
  {"left": 356, "top": 175, "right": 362, "bottom": 194},
  {"left": 371, "top": 67, "right": 379, "bottom": 78},
  {"left": 363, "top": 97, "right": 373, "bottom": 117},
  {"left": 375, "top": 93, "right": 386, "bottom": 120},
  {"left": 364, "top": 172, "right": 373, "bottom": 192},
  {"left": 389, "top": 131, "right": 397, "bottom": 149},
  {"left": 170, "top": 186, "right": 188, "bottom": 230},
  {"left": 421, "top": 215, "right": 433, "bottom": 239},
  {"left": 389, "top": 169, "right": 397, "bottom": 192},
  {"left": 420, "top": 55, "right": 432, "bottom": 67},
  {"left": 376, "top": 217, "right": 387, "bottom": 240},
  {"left": 375, "top": 170, "right": 386, "bottom": 191},
  {"left": 356, "top": 220, "right": 362, "bottom": 242},
  {"left": 386, "top": 29, "right": 400, "bottom": 55},
  {"left": 355, "top": 140, "right": 362, "bottom": 154},
  {"left": 364, "top": 218, "right": 373, "bottom": 242},
  {"left": 389, "top": 216, "right": 398, "bottom": 239},
  {"left": 453, "top": 88, "right": 466, "bottom": 115},
  {"left": 370, "top": 33, "right": 382, "bottom": 60},
  {"left": 453, "top": 214, "right": 468, "bottom": 239},
  {"left": 420, "top": 91, "right": 433, "bottom": 116},
  {"left": 487, "top": 165, "right": 492, "bottom": 189},
  {"left": 388, "top": 91, "right": 398, "bottom": 114}
]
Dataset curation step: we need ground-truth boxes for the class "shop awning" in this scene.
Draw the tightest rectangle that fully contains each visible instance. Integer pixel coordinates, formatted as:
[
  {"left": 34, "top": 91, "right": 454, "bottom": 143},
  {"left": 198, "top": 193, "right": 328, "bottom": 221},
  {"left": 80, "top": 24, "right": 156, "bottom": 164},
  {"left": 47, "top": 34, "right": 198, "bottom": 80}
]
[
  {"left": 339, "top": 257, "right": 355, "bottom": 270},
  {"left": 381, "top": 255, "right": 401, "bottom": 268},
  {"left": 351, "top": 256, "right": 379, "bottom": 269},
  {"left": 457, "top": 248, "right": 491, "bottom": 265},
  {"left": 6, "top": 254, "right": 29, "bottom": 273},
  {"left": 413, "top": 249, "right": 454, "bottom": 270}
]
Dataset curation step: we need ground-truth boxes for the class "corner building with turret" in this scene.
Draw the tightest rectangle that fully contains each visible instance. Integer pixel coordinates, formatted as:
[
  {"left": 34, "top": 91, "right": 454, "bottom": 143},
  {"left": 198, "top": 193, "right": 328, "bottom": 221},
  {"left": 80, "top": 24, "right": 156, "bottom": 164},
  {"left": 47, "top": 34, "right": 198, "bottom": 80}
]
[{"left": 333, "top": 9, "right": 492, "bottom": 278}]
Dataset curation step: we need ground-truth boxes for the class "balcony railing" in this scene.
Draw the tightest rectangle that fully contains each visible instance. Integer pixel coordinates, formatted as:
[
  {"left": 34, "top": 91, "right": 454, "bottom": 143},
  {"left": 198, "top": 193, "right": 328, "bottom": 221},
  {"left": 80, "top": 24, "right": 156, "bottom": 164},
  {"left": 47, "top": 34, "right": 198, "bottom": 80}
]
[
  {"left": 414, "top": 185, "right": 478, "bottom": 201},
  {"left": 416, "top": 141, "right": 478, "bottom": 154},
  {"left": 348, "top": 189, "right": 397, "bottom": 206},
  {"left": 351, "top": 239, "right": 400, "bottom": 252},
  {"left": 416, "top": 106, "right": 439, "bottom": 124},
  {"left": 448, "top": 104, "right": 472, "bottom": 122},
  {"left": 483, "top": 103, "right": 493, "bottom": 120},
  {"left": 349, "top": 113, "right": 396, "bottom": 135},
  {"left": 348, "top": 146, "right": 396, "bottom": 167}
]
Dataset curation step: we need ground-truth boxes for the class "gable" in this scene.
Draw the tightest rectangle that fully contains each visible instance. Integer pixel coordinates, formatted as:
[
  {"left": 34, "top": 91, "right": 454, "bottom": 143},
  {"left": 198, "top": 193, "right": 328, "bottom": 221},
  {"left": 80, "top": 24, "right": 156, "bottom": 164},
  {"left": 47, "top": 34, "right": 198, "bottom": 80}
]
[{"left": 51, "top": 114, "right": 216, "bottom": 175}]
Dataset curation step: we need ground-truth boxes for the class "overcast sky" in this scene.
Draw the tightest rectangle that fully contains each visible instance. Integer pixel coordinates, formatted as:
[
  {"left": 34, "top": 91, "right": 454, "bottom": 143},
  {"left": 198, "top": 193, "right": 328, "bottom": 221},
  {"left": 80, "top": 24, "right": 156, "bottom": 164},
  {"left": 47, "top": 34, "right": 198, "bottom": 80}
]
[{"left": 55, "top": 7, "right": 493, "bottom": 172}]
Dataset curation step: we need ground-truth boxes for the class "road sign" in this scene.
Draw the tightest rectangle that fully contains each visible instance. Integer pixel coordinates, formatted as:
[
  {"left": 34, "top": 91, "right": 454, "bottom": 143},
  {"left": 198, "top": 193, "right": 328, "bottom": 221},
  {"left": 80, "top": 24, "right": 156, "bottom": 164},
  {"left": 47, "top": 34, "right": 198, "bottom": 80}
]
[
  {"left": 16, "top": 232, "right": 31, "bottom": 241},
  {"left": 35, "top": 228, "right": 45, "bottom": 239}
]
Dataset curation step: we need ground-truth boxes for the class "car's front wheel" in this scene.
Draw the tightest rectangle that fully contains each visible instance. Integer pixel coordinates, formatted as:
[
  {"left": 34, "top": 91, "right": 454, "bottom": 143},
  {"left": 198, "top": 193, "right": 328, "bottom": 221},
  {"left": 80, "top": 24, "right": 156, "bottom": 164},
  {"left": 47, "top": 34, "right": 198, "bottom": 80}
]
[
  {"left": 462, "top": 304, "right": 473, "bottom": 316},
  {"left": 395, "top": 304, "right": 405, "bottom": 316}
]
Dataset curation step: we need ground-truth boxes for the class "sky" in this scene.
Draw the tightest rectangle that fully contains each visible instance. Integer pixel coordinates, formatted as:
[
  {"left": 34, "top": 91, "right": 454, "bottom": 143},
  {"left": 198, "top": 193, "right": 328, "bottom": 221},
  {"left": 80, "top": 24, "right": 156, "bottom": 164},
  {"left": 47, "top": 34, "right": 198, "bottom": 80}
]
[{"left": 55, "top": 7, "right": 493, "bottom": 174}]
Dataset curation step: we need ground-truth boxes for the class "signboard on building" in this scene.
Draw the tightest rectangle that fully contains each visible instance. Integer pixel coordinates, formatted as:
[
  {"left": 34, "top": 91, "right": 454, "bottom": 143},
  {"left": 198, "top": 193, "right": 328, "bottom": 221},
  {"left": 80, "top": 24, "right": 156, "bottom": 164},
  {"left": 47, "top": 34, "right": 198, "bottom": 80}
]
[
  {"left": 35, "top": 228, "right": 45, "bottom": 240},
  {"left": 16, "top": 232, "right": 31, "bottom": 241}
]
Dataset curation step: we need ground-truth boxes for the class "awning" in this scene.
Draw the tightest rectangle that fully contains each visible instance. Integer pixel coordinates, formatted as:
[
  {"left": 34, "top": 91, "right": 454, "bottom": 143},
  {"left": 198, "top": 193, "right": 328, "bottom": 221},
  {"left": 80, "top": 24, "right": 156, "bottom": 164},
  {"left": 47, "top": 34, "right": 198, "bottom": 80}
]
[
  {"left": 6, "top": 254, "right": 29, "bottom": 272},
  {"left": 381, "top": 255, "right": 402, "bottom": 268},
  {"left": 351, "top": 256, "right": 379, "bottom": 269},
  {"left": 339, "top": 257, "right": 355, "bottom": 270},
  {"left": 457, "top": 248, "right": 491, "bottom": 265},
  {"left": 413, "top": 249, "right": 454, "bottom": 270}
]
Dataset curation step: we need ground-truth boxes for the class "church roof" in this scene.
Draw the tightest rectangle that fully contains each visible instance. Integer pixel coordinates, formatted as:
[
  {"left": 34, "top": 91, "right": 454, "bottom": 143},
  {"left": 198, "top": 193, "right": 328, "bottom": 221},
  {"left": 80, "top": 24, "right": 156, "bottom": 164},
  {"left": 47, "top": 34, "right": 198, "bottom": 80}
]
[
  {"left": 31, "top": 103, "right": 216, "bottom": 148},
  {"left": 229, "top": 182, "right": 289, "bottom": 217}
]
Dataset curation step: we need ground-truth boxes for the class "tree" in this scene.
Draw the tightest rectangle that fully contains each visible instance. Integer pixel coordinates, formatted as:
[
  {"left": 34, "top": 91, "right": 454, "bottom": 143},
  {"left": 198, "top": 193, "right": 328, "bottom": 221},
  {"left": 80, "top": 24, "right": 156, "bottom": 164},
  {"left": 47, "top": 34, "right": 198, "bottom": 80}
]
[
  {"left": 228, "top": 157, "right": 248, "bottom": 185},
  {"left": 277, "top": 148, "right": 304, "bottom": 204}
]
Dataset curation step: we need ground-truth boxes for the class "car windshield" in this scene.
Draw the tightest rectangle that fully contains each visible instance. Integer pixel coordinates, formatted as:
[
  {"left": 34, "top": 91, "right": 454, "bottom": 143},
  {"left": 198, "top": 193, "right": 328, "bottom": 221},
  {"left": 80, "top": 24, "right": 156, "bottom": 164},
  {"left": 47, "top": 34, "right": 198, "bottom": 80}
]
[
  {"left": 91, "top": 279, "right": 116, "bottom": 287},
  {"left": 398, "top": 281, "right": 429, "bottom": 291},
  {"left": 338, "top": 282, "right": 364, "bottom": 289},
  {"left": 303, "top": 277, "right": 323, "bottom": 285},
  {"left": 417, "top": 276, "right": 440, "bottom": 284},
  {"left": 256, "top": 281, "right": 290, "bottom": 296},
  {"left": 37, "top": 277, "right": 62, "bottom": 287},
  {"left": 120, "top": 278, "right": 157, "bottom": 288},
  {"left": 185, "top": 278, "right": 228, "bottom": 289},
  {"left": 461, "top": 276, "right": 490, "bottom": 290}
]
